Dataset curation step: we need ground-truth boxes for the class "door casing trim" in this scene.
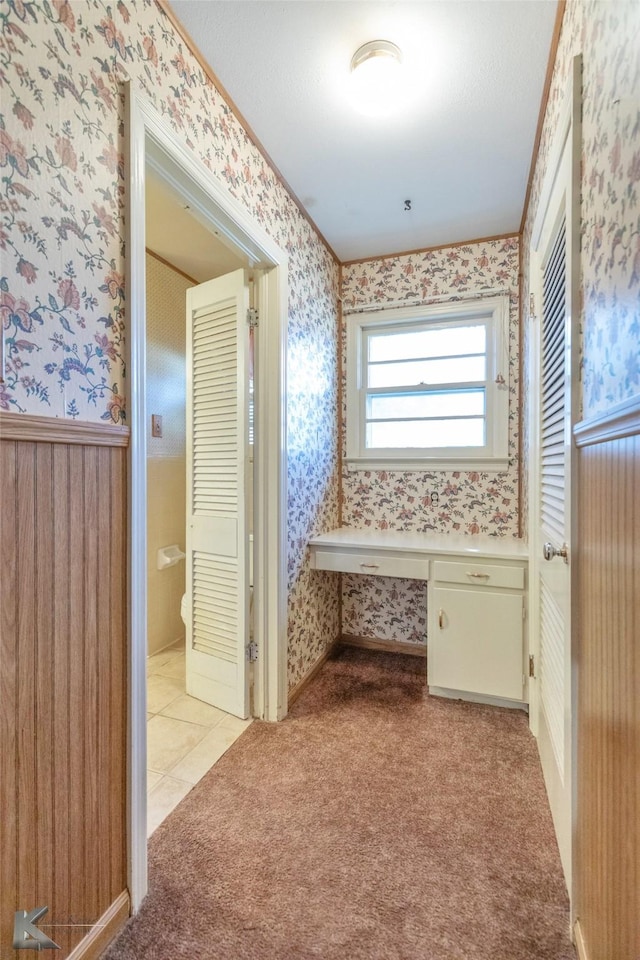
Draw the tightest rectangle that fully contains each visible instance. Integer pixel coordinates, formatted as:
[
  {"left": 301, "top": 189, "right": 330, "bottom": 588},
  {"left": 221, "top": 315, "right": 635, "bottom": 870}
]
[{"left": 125, "top": 84, "right": 289, "bottom": 910}]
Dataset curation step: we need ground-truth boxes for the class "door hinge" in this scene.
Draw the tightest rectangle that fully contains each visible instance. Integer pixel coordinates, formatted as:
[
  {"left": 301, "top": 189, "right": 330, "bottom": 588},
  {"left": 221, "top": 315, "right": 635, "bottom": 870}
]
[
  {"left": 529, "top": 292, "right": 536, "bottom": 319},
  {"left": 246, "top": 640, "right": 258, "bottom": 662},
  {"left": 247, "top": 307, "right": 259, "bottom": 328},
  {"left": 528, "top": 654, "right": 535, "bottom": 678}
]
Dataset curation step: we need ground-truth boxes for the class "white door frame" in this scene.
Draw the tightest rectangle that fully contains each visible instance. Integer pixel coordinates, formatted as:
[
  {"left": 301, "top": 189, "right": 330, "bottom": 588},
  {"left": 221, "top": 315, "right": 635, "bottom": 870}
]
[
  {"left": 125, "top": 84, "right": 289, "bottom": 910},
  {"left": 528, "top": 55, "right": 581, "bottom": 897}
]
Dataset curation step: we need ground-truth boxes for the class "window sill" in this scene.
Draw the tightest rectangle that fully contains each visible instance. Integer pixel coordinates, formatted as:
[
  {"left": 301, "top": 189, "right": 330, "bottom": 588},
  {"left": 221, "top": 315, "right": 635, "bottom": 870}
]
[{"left": 345, "top": 457, "right": 510, "bottom": 474}]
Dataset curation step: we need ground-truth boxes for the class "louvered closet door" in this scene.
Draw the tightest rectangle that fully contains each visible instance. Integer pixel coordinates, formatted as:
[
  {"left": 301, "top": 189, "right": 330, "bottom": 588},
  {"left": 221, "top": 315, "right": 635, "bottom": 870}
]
[
  {"left": 528, "top": 61, "right": 580, "bottom": 888},
  {"left": 538, "top": 213, "right": 570, "bottom": 780},
  {"left": 531, "top": 136, "right": 577, "bottom": 889},
  {"left": 185, "top": 270, "right": 250, "bottom": 718}
]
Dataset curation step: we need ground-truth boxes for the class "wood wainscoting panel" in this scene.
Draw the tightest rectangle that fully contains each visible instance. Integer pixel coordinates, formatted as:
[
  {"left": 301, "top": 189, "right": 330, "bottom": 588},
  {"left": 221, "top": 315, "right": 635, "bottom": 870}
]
[
  {"left": 575, "top": 430, "right": 639, "bottom": 960},
  {"left": 0, "top": 428, "right": 128, "bottom": 959}
]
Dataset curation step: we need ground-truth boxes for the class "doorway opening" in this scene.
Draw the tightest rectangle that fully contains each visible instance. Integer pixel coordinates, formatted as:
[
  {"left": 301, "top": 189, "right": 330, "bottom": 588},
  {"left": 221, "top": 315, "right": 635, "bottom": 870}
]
[
  {"left": 126, "top": 85, "right": 288, "bottom": 910},
  {"left": 144, "top": 169, "right": 253, "bottom": 835}
]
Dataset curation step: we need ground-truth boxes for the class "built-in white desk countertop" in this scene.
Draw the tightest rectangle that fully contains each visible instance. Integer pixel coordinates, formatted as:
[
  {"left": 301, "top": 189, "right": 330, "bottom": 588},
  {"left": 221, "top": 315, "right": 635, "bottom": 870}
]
[
  {"left": 309, "top": 528, "right": 530, "bottom": 709},
  {"left": 309, "top": 528, "right": 529, "bottom": 570}
]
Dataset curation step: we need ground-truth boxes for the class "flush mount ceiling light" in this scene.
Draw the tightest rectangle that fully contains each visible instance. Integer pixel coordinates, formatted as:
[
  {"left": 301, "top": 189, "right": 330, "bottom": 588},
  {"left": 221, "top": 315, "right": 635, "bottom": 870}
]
[{"left": 349, "top": 39, "right": 404, "bottom": 118}]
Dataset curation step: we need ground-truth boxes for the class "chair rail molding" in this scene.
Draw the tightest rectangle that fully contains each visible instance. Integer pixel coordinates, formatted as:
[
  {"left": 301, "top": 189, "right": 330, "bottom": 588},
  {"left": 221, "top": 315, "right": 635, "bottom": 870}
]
[
  {"left": 573, "top": 393, "right": 640, "bottom": 447},
  {"left": 0, "top": 412, "right": 130, "bottom": 446}
]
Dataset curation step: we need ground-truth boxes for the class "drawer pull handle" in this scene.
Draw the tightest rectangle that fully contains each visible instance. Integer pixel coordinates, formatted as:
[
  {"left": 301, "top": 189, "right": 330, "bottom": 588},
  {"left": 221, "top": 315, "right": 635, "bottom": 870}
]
[
  {"left": 360, "top": 563, "right": 379, "bottom": 570},
  {"left": 466, "top": 571, "right": 490, "bottom": 579},
  {"left": 438, "top": 609, "right": 444, "bottom": 629}
]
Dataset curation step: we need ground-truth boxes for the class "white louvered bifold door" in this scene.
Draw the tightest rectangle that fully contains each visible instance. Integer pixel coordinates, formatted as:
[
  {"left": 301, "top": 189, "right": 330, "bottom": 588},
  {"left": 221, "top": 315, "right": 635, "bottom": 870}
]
[
  {"left": 185, "top": 270, "right": 250, "bottom": 718},
  {"left": 538, "top": 210, "right": 570, "bottom": 779},
  {"left": 529, "top": 59, "right": 580, "bottom": 886},
  {"left": 541, "top": 218, "right": 567, "bottom": 550}
]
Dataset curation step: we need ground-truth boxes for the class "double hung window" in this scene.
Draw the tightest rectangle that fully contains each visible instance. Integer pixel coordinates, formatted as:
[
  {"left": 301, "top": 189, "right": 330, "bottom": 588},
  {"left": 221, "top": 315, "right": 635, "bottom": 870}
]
[{"left": 346, "top": 297, "right": 509, "bottom": 471}]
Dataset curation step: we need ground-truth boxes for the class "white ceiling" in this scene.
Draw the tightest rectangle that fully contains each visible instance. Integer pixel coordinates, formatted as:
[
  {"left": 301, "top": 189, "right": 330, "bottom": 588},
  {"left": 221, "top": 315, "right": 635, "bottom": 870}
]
[{"left": 167, "top": 0, "right": 558, "bottom": 262}]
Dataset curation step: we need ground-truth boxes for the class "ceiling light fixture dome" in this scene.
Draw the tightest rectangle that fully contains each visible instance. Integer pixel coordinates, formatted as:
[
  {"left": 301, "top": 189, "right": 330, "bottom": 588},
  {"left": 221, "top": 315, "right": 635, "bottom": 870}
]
[
  {"left": 349, "top": 39, "right": 404, "bottom": 118},
  {"left": 351, "top": 39, "right": 403, "bottom": 73}
]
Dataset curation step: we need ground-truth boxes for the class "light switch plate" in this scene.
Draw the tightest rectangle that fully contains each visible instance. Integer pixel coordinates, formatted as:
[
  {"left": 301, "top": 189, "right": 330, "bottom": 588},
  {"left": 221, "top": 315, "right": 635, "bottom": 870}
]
[{"left": 151, "top": 414, "right": 163, "bottom": 438}]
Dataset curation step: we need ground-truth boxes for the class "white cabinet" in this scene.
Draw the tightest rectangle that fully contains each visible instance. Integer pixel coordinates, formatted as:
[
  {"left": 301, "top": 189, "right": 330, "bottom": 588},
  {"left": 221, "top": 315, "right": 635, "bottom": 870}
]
[
  {"left": 308, "top": 529, "right": 529, "bottom": 708},
  {"left": 428, "top": 560, "right": 527, "bottom": 705}
]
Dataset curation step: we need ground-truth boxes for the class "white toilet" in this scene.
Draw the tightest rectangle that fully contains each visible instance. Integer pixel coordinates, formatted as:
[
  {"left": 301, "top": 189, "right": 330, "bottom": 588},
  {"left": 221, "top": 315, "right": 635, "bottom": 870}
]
[{"left": 181, "top": 535, "right": 253, "bottom": 631}]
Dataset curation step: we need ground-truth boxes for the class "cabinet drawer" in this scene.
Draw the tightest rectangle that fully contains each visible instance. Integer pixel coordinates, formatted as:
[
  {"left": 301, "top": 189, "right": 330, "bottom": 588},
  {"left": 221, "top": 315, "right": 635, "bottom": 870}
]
[
  {"left": 432, "top": 560, "right": 524, "bottom": 590},
  {"left": 312, "top": 550, "right": 428, "bottom": 580}
]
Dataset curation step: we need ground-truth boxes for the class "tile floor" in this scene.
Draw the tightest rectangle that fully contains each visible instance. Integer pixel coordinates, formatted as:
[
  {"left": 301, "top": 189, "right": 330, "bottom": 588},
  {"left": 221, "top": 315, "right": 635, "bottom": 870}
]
[{"left": 147, "top": 641, "right": 252, "bottom": 836}]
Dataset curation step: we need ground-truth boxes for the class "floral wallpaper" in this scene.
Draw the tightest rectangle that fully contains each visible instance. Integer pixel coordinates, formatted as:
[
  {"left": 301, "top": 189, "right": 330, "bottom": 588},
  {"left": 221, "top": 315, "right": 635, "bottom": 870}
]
[
  {"left": 5, "top": 0, "right": 635, "bottom": 681},
  {"left": 522, "top": 0, "right": 640, "bottom": 419},
  {"left": 579, "top": 1, "right": 640, "bottom": 417},
  {"left": 0, "top": 0, "right": 340, "bottom": 690},
  {"left": 342, "top": 575, "right": 427, "bottom": 645},
  {"left": 520, "top": 0, "right": 640, "bottom": 535},
  {"left": 287, "top": 267, "right": 340, "bottom": 685},
  {"left": 340, "top": 237, "right": 521, "bottom": 645}
]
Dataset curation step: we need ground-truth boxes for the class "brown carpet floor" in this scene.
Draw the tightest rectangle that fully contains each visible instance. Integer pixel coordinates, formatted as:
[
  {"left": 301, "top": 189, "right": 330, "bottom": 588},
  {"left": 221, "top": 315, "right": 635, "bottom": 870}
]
[{"left": 104, "top": 647, "right": 575, "bottom": 960}]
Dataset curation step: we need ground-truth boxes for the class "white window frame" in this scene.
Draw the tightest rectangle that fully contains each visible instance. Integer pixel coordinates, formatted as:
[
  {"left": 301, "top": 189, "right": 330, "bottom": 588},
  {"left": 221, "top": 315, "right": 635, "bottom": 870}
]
[{"left": 346, "top": 296, "right": 510, "bottom": 472}]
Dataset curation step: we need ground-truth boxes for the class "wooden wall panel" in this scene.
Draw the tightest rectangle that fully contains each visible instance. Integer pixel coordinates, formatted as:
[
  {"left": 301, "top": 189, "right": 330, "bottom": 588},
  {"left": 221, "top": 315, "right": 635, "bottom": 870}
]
[
  {"left": 0, "top": 418, "right": 129, "bottom": 959},
  {"left": 575, "top": 429, "right": 640, "bottom": 960},
  {"left": 0, "top": 440, "right": 18, "bottom": 949}
]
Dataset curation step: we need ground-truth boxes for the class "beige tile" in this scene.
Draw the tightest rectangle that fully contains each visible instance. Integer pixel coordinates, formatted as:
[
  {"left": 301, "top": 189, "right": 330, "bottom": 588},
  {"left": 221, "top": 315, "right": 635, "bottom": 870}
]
[
  {"left": 167, "top": 726, "right": 241, "bottom": 784},
  {"left": 146, "top": 770, "right": 163, "bottom": 792},
  {"left": 147, "top": 776, "right": 192, "bottom": 836},
  {"left": 157, "top": 644, "right": 184, "bottom": 661},
  {"left": 147, "top": 649, "right": 178, "bottom": 671},
  {"left": 147, "top": 674, "right": 184, "bottom": 714},
  {"left": 147, "top": 714, "right": 209, "bottom": 773},
  {"left": 202, "top": 722, "right": 247, "bottom": 749},
  {"left": 217, "top": 714, "right": 253, "bottom": 736},
  {"left": 153, "top": 654, "right": 185, "bottom": 680},
  {"left": 160, "top": 693, "right": 226, "bottom": 728}
]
